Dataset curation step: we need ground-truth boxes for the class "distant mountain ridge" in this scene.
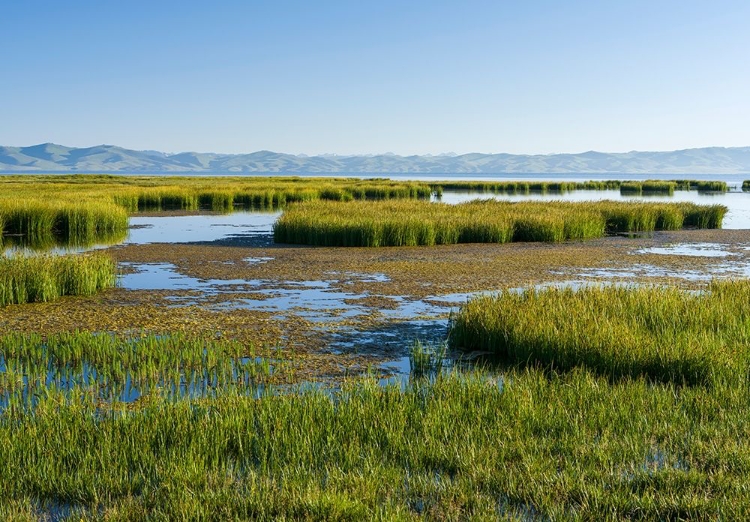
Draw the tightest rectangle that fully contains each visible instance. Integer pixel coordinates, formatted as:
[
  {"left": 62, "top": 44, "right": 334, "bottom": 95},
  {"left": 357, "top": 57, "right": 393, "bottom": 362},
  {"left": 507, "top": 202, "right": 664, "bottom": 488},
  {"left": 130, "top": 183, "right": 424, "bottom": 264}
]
[{"left": 2, "top": 143, "right": 750, "bottom": 175}]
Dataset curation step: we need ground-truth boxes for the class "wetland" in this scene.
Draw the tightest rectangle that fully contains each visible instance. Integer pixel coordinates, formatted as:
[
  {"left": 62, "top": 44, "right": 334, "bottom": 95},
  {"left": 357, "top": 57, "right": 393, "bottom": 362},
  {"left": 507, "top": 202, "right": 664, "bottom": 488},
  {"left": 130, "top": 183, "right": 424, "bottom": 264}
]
[{"left": 2, "top": 175, "right": 750, "bottom": 519}]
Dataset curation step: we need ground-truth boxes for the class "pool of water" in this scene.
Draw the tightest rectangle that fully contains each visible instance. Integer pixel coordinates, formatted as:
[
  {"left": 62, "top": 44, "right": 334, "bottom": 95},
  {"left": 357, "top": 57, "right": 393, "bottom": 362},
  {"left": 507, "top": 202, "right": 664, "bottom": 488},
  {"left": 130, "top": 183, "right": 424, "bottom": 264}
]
[{"left": 127, "top": 211, "right": 280, "bottom": 244}]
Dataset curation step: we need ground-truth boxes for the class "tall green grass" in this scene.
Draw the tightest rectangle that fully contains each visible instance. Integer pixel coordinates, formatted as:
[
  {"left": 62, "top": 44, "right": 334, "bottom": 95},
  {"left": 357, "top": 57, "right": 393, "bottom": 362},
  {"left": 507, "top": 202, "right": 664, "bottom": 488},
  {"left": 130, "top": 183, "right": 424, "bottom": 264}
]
[
  {"left": 0, "top": 201, "right": 128, "bottom": 247},
  {"left": 620, "top": 181, "right": 676, "bottom": 195},
  {"left": 108, "top": 180, "right": 435, "bottom": 212},
  {"left": 0, "top": 369, "right": 749, "bottom": 519},
  {"left": 448, "top": 280, "right": 750, "bottom": 386},
  {"left": 0, "top": 252, "right": 115, "bottom": 305},
  {"left": 274, "top": 199, "right": 726, "bottom": 247}
]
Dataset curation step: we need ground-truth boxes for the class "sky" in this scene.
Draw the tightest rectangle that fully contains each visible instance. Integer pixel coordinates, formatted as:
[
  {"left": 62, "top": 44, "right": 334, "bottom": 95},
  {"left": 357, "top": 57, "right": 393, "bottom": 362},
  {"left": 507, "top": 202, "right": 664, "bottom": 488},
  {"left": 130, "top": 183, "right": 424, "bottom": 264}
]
[{"left": 2, "top": 0, "right": 749, "bottom": 156}]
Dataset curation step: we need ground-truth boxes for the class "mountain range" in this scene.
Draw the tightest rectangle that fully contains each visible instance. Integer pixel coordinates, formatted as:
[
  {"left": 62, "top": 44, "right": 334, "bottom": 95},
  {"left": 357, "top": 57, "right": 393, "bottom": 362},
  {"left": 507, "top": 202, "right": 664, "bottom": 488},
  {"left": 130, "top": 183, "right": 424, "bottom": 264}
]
[{"left": 2, "top": 143, "right": 750, "bottom": 175}]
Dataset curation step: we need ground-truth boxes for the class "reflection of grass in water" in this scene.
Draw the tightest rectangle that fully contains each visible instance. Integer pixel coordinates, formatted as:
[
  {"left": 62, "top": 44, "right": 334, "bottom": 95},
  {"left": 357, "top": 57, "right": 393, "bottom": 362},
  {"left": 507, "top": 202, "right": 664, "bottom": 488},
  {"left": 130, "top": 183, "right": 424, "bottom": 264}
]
[
  {"left": 1, "top": 227, "right": 128, "bottom": 251},
  {"left": 274, "top": 199, "right": 727, "bottom": 247},
  {"left": 0, "top": 368, "right": 748, "bottom": 518},
  {"left": 449, "top": 280, "right": 750, "bottom": 386},
  {"left": 0, "top": 253, "right": 116, "bottom": 305}
]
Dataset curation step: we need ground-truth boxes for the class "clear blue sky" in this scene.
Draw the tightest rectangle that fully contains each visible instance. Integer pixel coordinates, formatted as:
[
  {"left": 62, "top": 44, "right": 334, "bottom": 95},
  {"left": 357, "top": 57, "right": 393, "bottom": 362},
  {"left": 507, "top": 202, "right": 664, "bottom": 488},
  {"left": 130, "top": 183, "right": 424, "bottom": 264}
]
[{"left": 2, "top": 0, "right": 749, "bottom": 155}]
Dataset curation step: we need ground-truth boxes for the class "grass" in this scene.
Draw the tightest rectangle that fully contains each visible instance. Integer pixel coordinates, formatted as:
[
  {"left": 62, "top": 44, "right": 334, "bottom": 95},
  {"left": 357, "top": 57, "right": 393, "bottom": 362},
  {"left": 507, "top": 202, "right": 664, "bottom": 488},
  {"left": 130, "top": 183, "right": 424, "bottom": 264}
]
[
  {"left": 0, "top": 368, "right": 749, "bottom": 519},
  {"left": 273, "top": 199, "right": 727, "bottom": 247},
  {"left": 0, "top": 174, "right": 435, "bottom": 213},
  {"left": 448, "top": 280, "right": 750, "bottom": 387},
  {"left": 0, "top": 253, "right": 116, "bottom": 305},
  {"left": 430, "top": 179, "right": 729, "bottom": 195},
  {"left": 619, "top": 181, "right": 676, "bottom": 195},
  {"left": 409, "top": 340, "right": 447, "bottom": 378},
  {"left": 671, "top": 179, "right": 728, "bottom": 192},
  {"left": 0, "top": 201, "right": 128, "bottom": 248},
  {"left": 0, "top": 332, "right": 274, "bottom": 410},
  {"left": 429, "top": 180, "right": 621, "bottom": 194}
]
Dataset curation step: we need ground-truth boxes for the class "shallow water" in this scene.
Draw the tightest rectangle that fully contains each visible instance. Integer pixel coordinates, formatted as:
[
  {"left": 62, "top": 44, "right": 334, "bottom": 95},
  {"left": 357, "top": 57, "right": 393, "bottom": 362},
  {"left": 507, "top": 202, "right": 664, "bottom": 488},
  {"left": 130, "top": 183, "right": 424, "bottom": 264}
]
[
  {"left": 0, "top": 353, "right": 268, "bottom": 410},
  {"left": 120, "top": 262, "right": 467, "bottom": 323},
  {"left": 637, "top": 243, "right": 737, "bottom": 257},
  {"left": 127, "top": 211, "right": 280, "bottom": 244}
]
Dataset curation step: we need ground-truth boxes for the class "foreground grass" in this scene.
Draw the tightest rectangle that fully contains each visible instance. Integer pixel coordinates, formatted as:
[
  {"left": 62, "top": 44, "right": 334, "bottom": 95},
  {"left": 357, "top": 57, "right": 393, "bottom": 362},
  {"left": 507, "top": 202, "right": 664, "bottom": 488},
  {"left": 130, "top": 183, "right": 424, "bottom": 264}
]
[
  {"left": 274, "top": 199, "right": 726, "bottom": 247},
  {"left": 0, "top": 253, "right": 115, "bottom": 305},
  {"left": 448, "top": 280, "right": 750, "bottom": 387},
  {"left": 0, "top": 369, "right": 748, "bottom": 520}
]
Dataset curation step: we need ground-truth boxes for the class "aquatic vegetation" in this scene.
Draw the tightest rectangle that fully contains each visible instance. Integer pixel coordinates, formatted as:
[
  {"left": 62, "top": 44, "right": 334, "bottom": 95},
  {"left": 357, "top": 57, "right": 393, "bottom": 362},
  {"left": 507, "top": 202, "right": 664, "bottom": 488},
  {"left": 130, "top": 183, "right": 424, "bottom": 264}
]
[
  {"left": 620, "top": 181, "right": 676, "bottom": 195},
  {"left": 448, "top": 280, "right": 750, "bottom": 386},
  {"left": 671, "top": 179, "right": 728, "bottom": 192},
  {"left": 409, "top": 340, "right": 447, "bottom": 377},
  {"left": 0, "top": 369, "right": 749, "bottom": 518},
  {"left": 274, "top": 199, "right": 726, "bottom": 247},
  {"left": 0, "top": 200, "right": 128, "bottom": 247},
  {"left": 0, "top": 253, "right": 116, "bottom": 305},
  {"left": 0, "top": 331, "right": 274, "bottom": 409},
  {"left": 0, "top": 175, "right": 435, "bottom": 215}
]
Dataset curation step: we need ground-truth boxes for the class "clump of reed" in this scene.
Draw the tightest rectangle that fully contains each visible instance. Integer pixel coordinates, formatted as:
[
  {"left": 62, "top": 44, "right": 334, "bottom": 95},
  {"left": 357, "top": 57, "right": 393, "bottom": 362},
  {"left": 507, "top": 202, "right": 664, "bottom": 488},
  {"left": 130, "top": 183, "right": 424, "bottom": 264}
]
[
  {"left": 0, "top": 200, "right": 128, "bottom": 246},
  {"left": 273, "top": 199, "right": 726, "bottom": 247},
  {"left": 0, "top": 252, "right": 115, "bottom": 305},
  {"left": 430, "top": 180, "right": 615, "bottom": 194},
  {"left": 431, "top": 179, "right": 727, "bottom": 195},
  {"left": 1, "top": 368, "right": 749, "bottom": 518},
  {"left": 409, "top": 340, "right": 447, "bottom": 378},
  {"left": 743, "top": 180, "right": 750, "bottom": 191},
  {"left": 448, "top": 280, "right": 750, "bottom": 386},
  {"left": 671, "top": 179, "right": 728, "bottom": 192},
  {"left": 620, "top": 181, "right": 676, "bottom": 196}
]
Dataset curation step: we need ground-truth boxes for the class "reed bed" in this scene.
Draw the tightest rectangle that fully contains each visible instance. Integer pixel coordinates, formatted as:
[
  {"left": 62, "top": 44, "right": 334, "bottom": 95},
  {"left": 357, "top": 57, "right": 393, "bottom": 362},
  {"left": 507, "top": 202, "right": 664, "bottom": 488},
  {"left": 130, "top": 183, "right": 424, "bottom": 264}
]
[
  {"left": 274, "top": 199, "right": 726, "bottom": 247},
  {"left": 0, "top": 253, "right": 115, "bottom": 305},
  {"left": 112, "top": 182, "right": 434, "bottom": 212},
  {"left": 0, "top": 369, "right": 748, "bottom": 519},
  {"left": 430, "top": 179, "right": 728, "bottom": 194},
  {"left": 671, "top": 179, "right": 728, "bottom": 192},
  {"left": 0, "top": 200, "right": 128, "bottom": 247},
  {"left": 448, "top": 280, "right": 750, "bottom": 386},
  {"left": 619, "top": 181, "right": 676, "bottom": 195},
  {"left": 430, "top": 180, "right": 622, "bottom": 194}
]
